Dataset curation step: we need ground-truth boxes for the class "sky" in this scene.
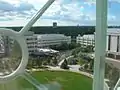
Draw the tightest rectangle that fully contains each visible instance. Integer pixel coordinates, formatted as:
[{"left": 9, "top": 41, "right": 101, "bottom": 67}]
[{"left": 0, "top": 0, "right": 120, "bottom": 26}]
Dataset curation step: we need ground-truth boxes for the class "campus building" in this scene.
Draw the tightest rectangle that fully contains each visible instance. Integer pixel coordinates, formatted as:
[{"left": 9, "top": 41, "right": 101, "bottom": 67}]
[
  {"left": 24, "top": 31, "right": 38, "bottom": 54},
  {"left": 106, "top": 28, "right": 120, "bottom": 59},
  {"left": 24, "top": 31, "right": 71, "bottom": 54},
  {"left": 76, "top": 28, "right": 120, "bottom": 59},
  {"left": 37, "top": 34, "right": 71, "bottom": 48},
  {"left": 76, "top": 34, "right": 95, "bottom": 46}
]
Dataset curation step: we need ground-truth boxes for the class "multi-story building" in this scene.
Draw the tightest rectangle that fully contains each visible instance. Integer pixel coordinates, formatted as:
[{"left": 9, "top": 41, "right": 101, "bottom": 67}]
[
  {"left": 76, "top": 34, "right": 95, "bottom": 47},
  {"left": 76, "top": 28, "right": 120, "bottom": 59},
  {"left": 106, "top": 28, "right": 120, "bottom": 59},
  {"left": 37, "top": 34, "right": 71, "bottom": 48},
  {"left": 24, "top": 31, "right": 71, "bottom": 54},
  {"left": 24, "top": 31, "right": 37, "bottom": 54}
]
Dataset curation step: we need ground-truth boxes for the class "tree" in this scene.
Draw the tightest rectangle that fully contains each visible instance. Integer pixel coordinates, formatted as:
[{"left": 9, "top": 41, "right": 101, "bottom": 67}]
[
  {"left": 105, "top": 64, "right": 119, "bottom": 89},
  {"left": 42, "top": 60, "right": 48, "bottom": 65},
  {"left": 69, "top": 42, "right": 77, "bottom": 49},
  {"left": 52, "top": 56, "right": 58, "bottom": 66},
  {"left": 27, "top": 58, "right": 33, "bottom": 69},
  {"left": 89, "top": 60, "right": 94, "bottom": 69},
  {"left": 36, "top": 58, "right": 43, "bottom": 68},
  {"left": 50, "top": 42, "right": 69, "bottom": 50},
  {"left": 60, "top": 59, "right": 69, "bottom": 69},
  {"left": 86, "top": 45, "right": 94, "bottom": 52},
  {"left": 64, "top": 59, "right": 68, "bottom": 65},
  {"left": 81, "top": 45, "right": 94, "bottom": 53},
  {"left": 72, "top": 47, "right": 81, "bottom": 56},
  {"left": 68, "top": 59, "right": 77, "bottom": 65},
  {"left": 84, "top": 64, "right": 89, "bottom": 70},
  {"left": 79, "top": 58, "right": 86, "bottom": 65},
  {"left": 89, "top": 59, "right": 94, "bottom": 72}
]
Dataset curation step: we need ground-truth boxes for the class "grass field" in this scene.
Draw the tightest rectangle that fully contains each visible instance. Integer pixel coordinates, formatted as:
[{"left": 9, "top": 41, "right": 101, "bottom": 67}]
[{"left": 0, "top": 71, "right": 92, "bottom": 90}]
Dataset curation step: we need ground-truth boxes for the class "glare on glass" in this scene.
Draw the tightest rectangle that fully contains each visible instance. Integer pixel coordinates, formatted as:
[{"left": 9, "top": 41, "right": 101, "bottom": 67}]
[{"left": 0, "top": 0, "right": 61, "bottom": 90}]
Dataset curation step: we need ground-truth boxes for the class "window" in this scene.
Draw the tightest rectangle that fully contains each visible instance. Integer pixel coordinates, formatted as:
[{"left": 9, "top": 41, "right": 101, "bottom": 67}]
[
  {"left": 108, "top": 35, "right": 111, "bottom": 51},
  {"left": 117, "top": 36, "right": 119, "bottom": 52}
]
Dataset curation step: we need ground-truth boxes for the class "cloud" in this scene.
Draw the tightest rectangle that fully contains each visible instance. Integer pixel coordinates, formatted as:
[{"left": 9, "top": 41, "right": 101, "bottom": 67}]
[
  {"left": 0, "top": 0, "right": 120, "bottom": 26},
  {"left": 1, "top": 0, "right": 20, "bottom": 5},
  {"left": 0, "top": 0, "right": 35, "bottom": 12},
  {"left": 109, "top": 0, "right": 120, "bottom": 3},
  {"left": 0, "top": 19, "right": 79, "bottom": 27},
  {"left": 108, "top": 15, "right": 116, "bottom": 21},
  {"left": 15, "top": 2, "right": 35, "bottom": 11},
  {"left": 0, "top": 0, "right": 36, "bottom": 20},
  {"left": 42, "top": 1, "right": 88, "bottom": 22},
  {"left": 0, "top": 1, "right": 15, "bottom": 11}
]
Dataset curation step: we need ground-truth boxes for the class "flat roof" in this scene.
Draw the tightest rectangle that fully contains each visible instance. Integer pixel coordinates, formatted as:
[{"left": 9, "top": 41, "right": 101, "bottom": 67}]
[
  {"left": 38, "top": 48, "right": 59, "bottom": 53},
  {"left": 107, "top": 28, "right": 120, "bottom": 35}
]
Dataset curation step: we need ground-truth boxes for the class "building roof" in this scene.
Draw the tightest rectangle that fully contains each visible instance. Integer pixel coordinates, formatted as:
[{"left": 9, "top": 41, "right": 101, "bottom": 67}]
[
  {"left": 107, "top": 28, "right": 120, "bottom": 35},
  {"left": 37, "top": 48, "right": 59, "bottom": 53},
  {"left": 31, "top": 48, "right": 59, "bottom": 57}
]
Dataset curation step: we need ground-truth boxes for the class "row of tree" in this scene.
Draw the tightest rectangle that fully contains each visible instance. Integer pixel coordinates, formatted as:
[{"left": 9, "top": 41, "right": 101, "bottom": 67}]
[
  {"left": 27, "top": 55, "right": 58, "bottom": 69},
  {"left": 50, "top": 42, "right": 81, "bottom": 51},
  {"left": 6, "top": 26, "right": 95, "bottom": 38},
  {"left": 72, "top": 45, "right": 94, "bottom": 56}
]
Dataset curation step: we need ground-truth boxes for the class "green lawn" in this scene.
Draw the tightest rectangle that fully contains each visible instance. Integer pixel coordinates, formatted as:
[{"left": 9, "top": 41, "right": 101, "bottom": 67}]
[{"left": 0, "top": 71, "right": 92, "bottom": 90}]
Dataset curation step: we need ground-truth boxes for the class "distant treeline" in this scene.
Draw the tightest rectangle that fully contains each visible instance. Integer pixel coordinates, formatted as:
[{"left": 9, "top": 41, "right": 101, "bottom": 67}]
[
  {"left": 4, "top": 26, "right": 94, "bottom": 38},
  {"left": 2, "top": 26, "right": 119, "bottom": 38}
]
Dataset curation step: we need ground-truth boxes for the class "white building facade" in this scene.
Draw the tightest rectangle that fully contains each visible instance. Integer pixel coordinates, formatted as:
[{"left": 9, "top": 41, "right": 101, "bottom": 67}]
[
  {"left": 76, "top": 34, "right": 95, "bottom": 46},
  {"left": 106, "top": 28, "right": 120, "bottom": 59},
  {"left": 24, "top": 31, "right": 71, "bottom": 54},
  {"left": 37, "top": 34, "right": 71, "bottom": 48},
  {"left": 76, "top": 28, "right": 120, "bottom": 59},
  {"left": 24, "top": 31, "right": 37, "bottom": 54}
]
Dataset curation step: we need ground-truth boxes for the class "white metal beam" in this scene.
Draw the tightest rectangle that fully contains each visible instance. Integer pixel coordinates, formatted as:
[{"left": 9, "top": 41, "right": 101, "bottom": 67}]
[
  {"left": 114, "top": 78, "right": 120, "bottom": 90},
  {"left": 19, "top": 0, "right": 55, "bottom": 35},
  {"left": 93, "top": 0, "right": 108, "bottom": 90}
]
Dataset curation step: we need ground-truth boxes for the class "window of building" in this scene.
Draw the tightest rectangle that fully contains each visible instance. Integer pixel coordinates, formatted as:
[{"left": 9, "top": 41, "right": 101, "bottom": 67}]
[
  {"left": 117, "top": 36, "right": 119, "bottom": 52},
  {"left": 108, "top": 35, "right": 111, "bottom": 50}
]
